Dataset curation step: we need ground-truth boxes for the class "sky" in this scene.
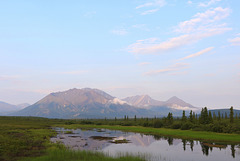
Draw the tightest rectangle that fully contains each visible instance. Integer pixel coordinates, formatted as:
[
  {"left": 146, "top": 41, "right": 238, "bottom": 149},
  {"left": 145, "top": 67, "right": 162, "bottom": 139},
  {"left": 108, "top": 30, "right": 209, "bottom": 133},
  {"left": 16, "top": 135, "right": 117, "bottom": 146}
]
[{"left": 0, "top": 0, "right": 239, "bottom": 109}]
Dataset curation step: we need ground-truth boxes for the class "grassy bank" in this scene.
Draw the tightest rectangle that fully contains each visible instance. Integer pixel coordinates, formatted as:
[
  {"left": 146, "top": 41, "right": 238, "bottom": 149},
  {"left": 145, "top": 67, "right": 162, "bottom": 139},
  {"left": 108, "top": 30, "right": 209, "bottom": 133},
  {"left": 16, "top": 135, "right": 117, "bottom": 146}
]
[
  {"left": 59, "top": 124, "right": 240, "bottom": 143},
  {"left": 23, "top": 148, "right": 144, "bottom": 161},
  {"left": 0, "top": 117, "right": 144, "bottom": 161}
]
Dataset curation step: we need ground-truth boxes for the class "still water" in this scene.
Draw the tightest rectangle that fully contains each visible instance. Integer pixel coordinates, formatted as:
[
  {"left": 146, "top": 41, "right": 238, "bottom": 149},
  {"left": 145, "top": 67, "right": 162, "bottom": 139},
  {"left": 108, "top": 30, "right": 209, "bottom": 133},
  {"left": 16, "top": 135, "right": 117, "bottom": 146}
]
[{"left": 51, "top": 128, "right": 240, "bottom": 161}]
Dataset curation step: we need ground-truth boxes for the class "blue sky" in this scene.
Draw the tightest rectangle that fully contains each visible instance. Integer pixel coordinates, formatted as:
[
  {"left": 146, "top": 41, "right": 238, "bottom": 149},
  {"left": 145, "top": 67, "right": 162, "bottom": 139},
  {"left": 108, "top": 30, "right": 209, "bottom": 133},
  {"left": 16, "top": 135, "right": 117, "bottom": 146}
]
[{"left": 0, "top": 0, "right": 239, "bottom": 109}]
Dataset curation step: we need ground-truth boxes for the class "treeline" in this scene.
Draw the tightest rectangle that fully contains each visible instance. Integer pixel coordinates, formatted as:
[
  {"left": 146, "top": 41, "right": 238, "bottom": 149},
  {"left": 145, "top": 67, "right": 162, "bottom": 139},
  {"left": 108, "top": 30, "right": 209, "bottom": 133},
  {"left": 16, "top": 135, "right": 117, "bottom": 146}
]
[{"left": 74, "top": 106, "right": 240, "bottom": 134}]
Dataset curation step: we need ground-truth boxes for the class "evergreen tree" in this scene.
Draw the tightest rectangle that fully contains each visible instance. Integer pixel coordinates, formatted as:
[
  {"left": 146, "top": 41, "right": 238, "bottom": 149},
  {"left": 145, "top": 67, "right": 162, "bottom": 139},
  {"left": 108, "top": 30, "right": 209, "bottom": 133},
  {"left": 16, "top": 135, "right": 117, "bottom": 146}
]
[
  {"left": 115, "top": 117, "right": 117, "bottom": 121},
  {"left": 189, "top": 110, "right": 193, "bottom": 123},
  {"left": 200, "top": 107, "right": 209, "bottom": 124},
  {"left": 230, "top": 106, "right": 234, "bottom": 123},
  {"left": 213, "top": 112, "right": 216, "bottom": 120},
  {"left": 218, "top": 111, "right": 221, "bottom": 121},
  {"left": 193, "top": 112, "right": 196, "bottom": 122},
  {"left": 127, "top": 115, "right": 129, "bottom": 121},
  {"left": 182, "top": 110, "right": 187, "bottom": 122},
  {"left": 225, "top": 112, "right": 228, "bottom": 119},
  {"left": 208, "top": 111, "right": 213, "bottom": 123},
  {"left": 124, "top": 115, "right": 126, "bottom": 120},
  {"left": 134, "top": 115, "right": 137, "bottom": 121},
  {"left": 167, "top": 112, "right": 173, "bottom": 124}
]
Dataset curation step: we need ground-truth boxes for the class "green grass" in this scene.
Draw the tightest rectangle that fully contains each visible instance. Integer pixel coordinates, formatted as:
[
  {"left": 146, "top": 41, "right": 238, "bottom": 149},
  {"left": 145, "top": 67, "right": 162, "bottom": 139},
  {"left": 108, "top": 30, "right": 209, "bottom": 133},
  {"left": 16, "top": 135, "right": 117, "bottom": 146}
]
[
  {"left": 0, "top": 117, "right": 145, "bottom": 161},
  {"left": 1, "top": 116, "right": 240, "bottom": 161},
  {"left": 23, "top": 149, "right": 144, "bottom": 161},
  {"left": 59, "top": 124, "right": 240, "bottom": 143}
]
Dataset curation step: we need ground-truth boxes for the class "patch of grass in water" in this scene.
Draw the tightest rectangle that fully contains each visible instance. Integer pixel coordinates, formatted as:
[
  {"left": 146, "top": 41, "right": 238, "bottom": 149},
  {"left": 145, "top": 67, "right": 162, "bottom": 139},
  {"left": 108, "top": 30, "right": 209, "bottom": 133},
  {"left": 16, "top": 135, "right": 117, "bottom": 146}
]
[
  {"left": 110, "top": 139, "right": 130, "bottom": 144},
  {"left": 64, "top": 131, "right": 74, "bottom": 134},
  {"left": 90, "top": 136, "right": 116, "bottom": 140}
]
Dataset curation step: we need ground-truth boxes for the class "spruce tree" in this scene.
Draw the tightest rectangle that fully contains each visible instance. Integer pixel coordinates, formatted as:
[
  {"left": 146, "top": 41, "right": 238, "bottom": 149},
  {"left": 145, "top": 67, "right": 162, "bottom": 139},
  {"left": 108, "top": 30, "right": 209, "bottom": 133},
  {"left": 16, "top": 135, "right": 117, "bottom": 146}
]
[
  {"left": 208, "top": 111, "right": 213, "bottom": 123},
  {"left": 230, "top": 106, "right": 234, "bottom": 123},
  {"left": 182, "top": 110, "right": 187, "bottom": 122},
  {"left": 189, "top": 110, "right": 193, "bottom": 123},
  {"left": 218, "top": 111, "right": 221, "bottom": 121}
]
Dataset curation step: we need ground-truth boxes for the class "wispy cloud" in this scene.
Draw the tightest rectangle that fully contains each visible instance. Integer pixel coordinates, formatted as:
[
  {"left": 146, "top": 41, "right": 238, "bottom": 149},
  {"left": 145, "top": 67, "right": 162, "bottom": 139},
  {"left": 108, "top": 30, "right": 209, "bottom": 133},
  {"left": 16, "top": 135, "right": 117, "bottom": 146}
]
[
  {"left": 175, "top": 7, "right": 230, "bottom": 33},
  {"left": 136, "top": 0, "right": 166, "bottom": 15},
  {"left": 145, "top": 63, "right": 189, "bottom": 76},
  {"left": 132, "top": 24, "right": 150, "bottom": 31},
  {"left": 128, "top": 7, "right": 231, "bottom": 54},
  {"left": 199, "top": 0, "right": 221, "bottom": 7},
  {"left": 187, "top": 1, "right": 193, "bottom": 5},
  {"left": 139, "top": 62, "right": 151, "bottom": 66},
  {"left": 228, "top": 37, "right": 240, "bottom": 46},
  {"left": 111, "top": 29, "right": 128, "bottom": 36},
  {"left": 141, "top": 9, "right": 159, "bottom": 15},
  {"left": 179, "top": 47, "right": 214, "bottom": 61}
]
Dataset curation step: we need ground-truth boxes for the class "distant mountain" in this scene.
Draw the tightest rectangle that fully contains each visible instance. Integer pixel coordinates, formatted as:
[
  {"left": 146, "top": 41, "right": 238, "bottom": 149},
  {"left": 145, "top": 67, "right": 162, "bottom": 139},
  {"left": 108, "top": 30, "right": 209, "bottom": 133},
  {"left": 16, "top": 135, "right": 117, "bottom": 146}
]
[
  {"left": 123, "top": 95, "right": 198, "bottom": 116},
  {"left": 0, "top": 101, "right": 17, "bottom": 113},
  {"left": 16, "top": 103, "right": 30, "bottom": 109},
  {"left": 12, "top": 88, "right": 156, "bottom": 118},
  {"left": 122, "top": 95, "right": 163, "bottom": 109},
  {"left": 210, "top": 109, "right": 240, "bottom": 117},
  {"left": 0, "top": 101, "right": 30, "bottom": 115}
]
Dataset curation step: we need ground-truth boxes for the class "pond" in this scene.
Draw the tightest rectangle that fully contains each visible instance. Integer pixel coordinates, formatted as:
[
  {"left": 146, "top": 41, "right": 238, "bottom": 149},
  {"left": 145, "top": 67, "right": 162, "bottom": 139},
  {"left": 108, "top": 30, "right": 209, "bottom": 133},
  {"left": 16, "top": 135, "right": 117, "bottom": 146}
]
[{"left": 51, "top": 127, "right": 240, "bottom": 161}]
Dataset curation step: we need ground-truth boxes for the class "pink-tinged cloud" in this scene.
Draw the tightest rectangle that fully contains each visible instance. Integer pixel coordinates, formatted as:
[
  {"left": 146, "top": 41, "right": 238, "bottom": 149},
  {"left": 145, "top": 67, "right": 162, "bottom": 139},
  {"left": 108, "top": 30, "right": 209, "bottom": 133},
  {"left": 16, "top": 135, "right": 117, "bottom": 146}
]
[
  {"left": 144, "top": 63, "right": 189, "bottom": 76},
  {"left": 179, "top": 47, "right": 214, "bottom": 61},
  {"left": 136, "top": 0, "right": 166, "bottom": 15},
  {"left": 228, "top": 37, "right": 240, "bottom": 46},
  {"left": 128, "top": 7, "right": 231, "bottom": 54},
  {"left": 199, "top": 0, "right": 221, "bottom": 7},
  {"left": 175, "top": 7, "right": 230, "bottom": 33}
]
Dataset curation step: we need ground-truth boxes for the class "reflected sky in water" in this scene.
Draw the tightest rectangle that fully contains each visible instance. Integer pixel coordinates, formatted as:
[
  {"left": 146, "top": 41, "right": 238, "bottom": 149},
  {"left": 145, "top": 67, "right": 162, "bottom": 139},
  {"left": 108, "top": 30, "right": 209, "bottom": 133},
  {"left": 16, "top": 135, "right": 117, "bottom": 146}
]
[{"left": 51, "top": 128, "right": 240, "bottom": 161}]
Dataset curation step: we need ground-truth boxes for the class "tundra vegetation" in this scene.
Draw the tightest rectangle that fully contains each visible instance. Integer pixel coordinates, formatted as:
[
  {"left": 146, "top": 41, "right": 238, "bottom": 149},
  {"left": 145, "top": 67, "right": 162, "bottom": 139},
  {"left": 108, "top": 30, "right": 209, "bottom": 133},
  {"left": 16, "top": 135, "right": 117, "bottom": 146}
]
[{"left": 0, "top": 107, "right": 239, "bottom": 161}]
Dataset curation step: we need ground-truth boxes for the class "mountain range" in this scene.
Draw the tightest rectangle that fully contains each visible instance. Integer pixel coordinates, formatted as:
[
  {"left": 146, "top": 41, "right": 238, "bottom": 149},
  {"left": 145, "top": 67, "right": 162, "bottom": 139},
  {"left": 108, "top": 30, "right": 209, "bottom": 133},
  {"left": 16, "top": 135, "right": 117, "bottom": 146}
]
[
  {"left": 0, "top": 102, "right": 30, "bottom": 115},
  {"left": 9, "top": 88, "right": 198, "bottom": 118}
]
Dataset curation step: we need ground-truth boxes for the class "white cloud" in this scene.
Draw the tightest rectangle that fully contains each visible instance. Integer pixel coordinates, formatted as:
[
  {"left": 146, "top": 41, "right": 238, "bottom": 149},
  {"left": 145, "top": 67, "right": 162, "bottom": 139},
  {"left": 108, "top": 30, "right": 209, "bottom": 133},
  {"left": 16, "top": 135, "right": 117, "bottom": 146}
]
[
  {"left": 179, "top": 47, "right": 214, "bottom": 61},
  {"left": 187, "top": 1, "right": 193, "bottom": 5},
  {"left": 141, "top": 9, "right": 159, "bottom": 15},
  {"left": 111, "top": 29, "right": 128, "bottom": 35},
  {"left": 145, "top": 63, "right": 189, "bottom": 75},
  {"left": 139, "top": 62, "right": 151, "bottom": 66},
  {"left": 199, "top": 0, "right": 221, "bottom": 7},
  {"left": 136, "top": 0, "right": 166, "bottom": 15},
  {"left": 136, "top": 0, "right": 165, "bottom": 9},
  {"left": 175, "top": 7, "right": 230, "bottom": 33},
  {"left": 228, "top": 37, "right": 240, "bottom": 46},
  {"left": 128, "top": 7, "right": 231, "bottom": 54},
  {"left": 132, "top": 24, "right": 150, "bottom": 31}
]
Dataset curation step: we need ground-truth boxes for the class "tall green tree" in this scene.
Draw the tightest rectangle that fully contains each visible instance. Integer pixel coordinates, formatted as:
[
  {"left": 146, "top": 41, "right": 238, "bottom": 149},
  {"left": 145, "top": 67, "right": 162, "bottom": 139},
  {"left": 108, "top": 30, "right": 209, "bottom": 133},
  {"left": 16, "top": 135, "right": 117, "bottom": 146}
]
[
  {"left": 230, "top": 106, "right": 234, "bottom": 123},
  {"left": 182, "top": 110, "right": 187, "bottom": 122},
  {"left": 167, "top": 112, "right": 173, "bottom": 124},
  {"left": 189, "top": 110, "right": 193, "bottom": 123},
  {"left": 208, "top": 111, "right": 213, "bottom": 123}
]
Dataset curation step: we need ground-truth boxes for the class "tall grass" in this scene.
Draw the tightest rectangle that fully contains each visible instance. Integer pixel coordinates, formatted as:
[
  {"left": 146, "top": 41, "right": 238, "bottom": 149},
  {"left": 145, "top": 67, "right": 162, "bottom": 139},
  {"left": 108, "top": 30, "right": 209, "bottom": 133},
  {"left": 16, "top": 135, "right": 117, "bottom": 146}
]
[{"left": 23, "top": 149, "right": 145, "bottom": 161}]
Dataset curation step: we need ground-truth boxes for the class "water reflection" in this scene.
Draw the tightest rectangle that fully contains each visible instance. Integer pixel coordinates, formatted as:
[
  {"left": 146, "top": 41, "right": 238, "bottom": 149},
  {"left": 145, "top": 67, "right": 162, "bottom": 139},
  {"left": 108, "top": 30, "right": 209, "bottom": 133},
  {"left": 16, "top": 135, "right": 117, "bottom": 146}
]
[{"left": 51, "top": 128, "right": 239, "bottom": 161}]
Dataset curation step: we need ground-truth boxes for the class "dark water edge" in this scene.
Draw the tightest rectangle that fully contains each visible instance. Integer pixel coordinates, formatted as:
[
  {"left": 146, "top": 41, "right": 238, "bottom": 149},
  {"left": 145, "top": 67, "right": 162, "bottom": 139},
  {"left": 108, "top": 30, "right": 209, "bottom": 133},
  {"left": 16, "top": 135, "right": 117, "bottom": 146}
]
[{"left": 51, "top": 127, "right": 240, "bottom": 161}]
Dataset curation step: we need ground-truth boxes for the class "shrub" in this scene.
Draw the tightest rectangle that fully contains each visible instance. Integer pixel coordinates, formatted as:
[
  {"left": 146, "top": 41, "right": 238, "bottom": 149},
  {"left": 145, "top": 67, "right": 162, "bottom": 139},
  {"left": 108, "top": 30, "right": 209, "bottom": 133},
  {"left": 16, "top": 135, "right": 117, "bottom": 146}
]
[
  {"left": 181, "top": 122, "right": 193, "bottom": 130},
  {"left": 153, "top": 119, "right": 163, "bottom": 128},
  {"left": 171, "top": 122, "right": 181, "bottom": 129}
]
